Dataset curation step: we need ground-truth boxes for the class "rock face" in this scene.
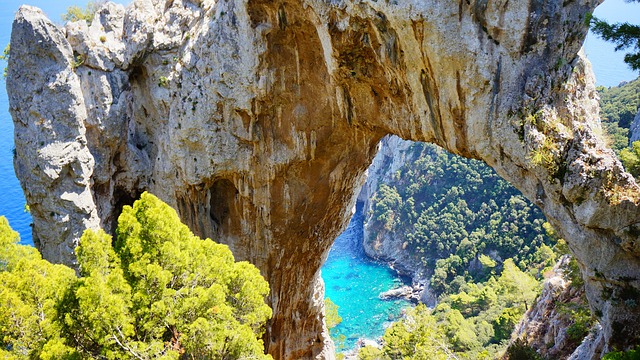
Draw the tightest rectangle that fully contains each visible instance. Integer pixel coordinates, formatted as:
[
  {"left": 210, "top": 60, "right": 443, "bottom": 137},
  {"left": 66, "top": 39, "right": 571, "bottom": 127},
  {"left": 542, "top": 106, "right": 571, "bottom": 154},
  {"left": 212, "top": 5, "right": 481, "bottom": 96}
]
[
  {"left": 513, "top": 256, "right": 590, "bottom": 360},
  {"left": 358, "top": 135, "right": 414, "bottom": 210},
  {"left": 7, "top": 0, "right": 640, "bottom": 358},
  {"left": 378, "top": 284, "right": 422, "bottom": 303},
  {"left": 359, "top": 136, "right": 439, "bottom": 305},
  {"left": 360, "top": 137, "right": 429, "bottom": 270}
]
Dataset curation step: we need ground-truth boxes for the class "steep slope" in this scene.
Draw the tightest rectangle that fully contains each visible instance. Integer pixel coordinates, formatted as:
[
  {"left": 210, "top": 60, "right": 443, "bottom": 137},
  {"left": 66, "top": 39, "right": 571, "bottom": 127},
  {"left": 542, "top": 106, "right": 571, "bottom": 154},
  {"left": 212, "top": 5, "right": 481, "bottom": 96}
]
[
  {"left": 597, "top": 77, "right": 640, "bottom": 151},
  {"left": 512, "top": 255, "right": 590, "bottom": 360},
  {"left": 633, "top": 108, "right": 640, "bottom": 143},
  {"left": 7, "top": 0, "right": 640, "bottom": 358},
  {"left": 361, "top": 139, "right": 551, "bottom": 287}
]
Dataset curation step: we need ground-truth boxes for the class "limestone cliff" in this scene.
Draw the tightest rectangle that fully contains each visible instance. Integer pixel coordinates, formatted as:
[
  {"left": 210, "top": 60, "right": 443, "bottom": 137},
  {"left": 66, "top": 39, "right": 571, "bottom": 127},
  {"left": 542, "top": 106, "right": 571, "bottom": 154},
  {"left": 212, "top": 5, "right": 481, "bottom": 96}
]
[
  {"left": 359, "top": 136, "right": 437, "bottom": 304},
  {"left": 7, "top": 0, "right": 640, "bottom": 358},
  {"left": 358, "top": 135, "right": 414, "bottom": 210},
  {"left": 512, "top": 256, "right": 591, "bottom": 360}
]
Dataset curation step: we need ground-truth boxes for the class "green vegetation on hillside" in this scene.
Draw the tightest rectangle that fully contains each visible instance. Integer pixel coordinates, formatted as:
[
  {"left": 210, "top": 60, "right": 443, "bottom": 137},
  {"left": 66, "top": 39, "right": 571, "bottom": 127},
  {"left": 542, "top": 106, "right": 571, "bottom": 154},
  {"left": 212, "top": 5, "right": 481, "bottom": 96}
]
[
  {"left": 621, "top": 141, "right": 640, "bottom": 177},
  {"left": 597, "top": 77, "right": 640, "bottom": 178},
  {"left": 0, "top": 193, "right": 271, "bottom": 359},
  {"left": 358, "top": 260, "right": 540, "bottom": 359},
  {"left": 598, "top": 77, "right": 640, "bottom": 154},
  {"left": 360, "top": 227, "right": 595, "bottom": 359},
  {"left": 368, "top": 143, "right": 554, "bottom": 295},
  {"left": 603, "top": 346, "right": 640, "bottom": 360},
  {"left": 363, "top": 142, "right": 557, "bottom": 358}
]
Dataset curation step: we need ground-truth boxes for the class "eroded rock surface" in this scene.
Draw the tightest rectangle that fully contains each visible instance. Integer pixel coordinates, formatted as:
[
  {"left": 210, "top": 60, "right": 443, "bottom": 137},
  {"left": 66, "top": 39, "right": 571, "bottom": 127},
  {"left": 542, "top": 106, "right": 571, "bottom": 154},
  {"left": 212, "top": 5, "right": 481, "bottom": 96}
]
[
  {"left": 7, "top": 0, "right": 640, "bottom": 358},
  {"left": 513, "top": 256, "right": 590, "bottom": 360}
]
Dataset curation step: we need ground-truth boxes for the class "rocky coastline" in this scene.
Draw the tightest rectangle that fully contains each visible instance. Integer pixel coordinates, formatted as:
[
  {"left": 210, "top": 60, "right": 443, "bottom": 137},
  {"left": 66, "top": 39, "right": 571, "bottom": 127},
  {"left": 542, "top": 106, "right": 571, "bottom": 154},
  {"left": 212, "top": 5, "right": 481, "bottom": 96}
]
[{"left": 358, "top": 136, "right": 438, "bottom": 307}]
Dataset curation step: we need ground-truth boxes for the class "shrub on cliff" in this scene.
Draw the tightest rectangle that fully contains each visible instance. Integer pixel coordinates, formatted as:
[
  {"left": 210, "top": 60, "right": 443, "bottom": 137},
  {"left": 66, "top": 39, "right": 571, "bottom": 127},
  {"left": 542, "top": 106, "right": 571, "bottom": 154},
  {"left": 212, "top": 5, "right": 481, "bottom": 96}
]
[
  {"left": 0, "top": 193, "right": 272, "bottom": 359},
  {"left": 0, "top": 217, "right": 78, "bottom": 359},
  {"left": 505, "top": 339, "right": 543, "bottom": 360},
  {"left": 379, "top": 304, "right": 453, "bottom": 360},
  {"left": 61, "top": 1, "right": 106, "bottom": 25},
  {"left": 324, "top": 297, "right": 346, "bottom": 350}
]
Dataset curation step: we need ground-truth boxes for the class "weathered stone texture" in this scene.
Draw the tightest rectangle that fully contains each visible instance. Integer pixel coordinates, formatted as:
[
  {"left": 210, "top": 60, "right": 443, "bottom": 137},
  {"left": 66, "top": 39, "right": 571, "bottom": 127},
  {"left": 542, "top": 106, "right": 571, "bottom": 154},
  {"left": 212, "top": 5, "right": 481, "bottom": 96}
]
[
  {"left": 514, "top": 256, "right": 590, "bottom": 360},
  {"left": 7, "top": 0, "right": 640, "bottom": 358},
  {"left": 7, "top": 6, "right": 100, "bottom": 265}
]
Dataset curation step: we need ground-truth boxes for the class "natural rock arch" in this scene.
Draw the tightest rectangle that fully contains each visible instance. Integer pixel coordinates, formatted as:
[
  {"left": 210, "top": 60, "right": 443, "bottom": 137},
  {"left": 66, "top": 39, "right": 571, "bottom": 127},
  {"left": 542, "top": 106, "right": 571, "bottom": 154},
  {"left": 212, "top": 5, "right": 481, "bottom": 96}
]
[{"left": 7, "top": 0, "right": 640, "bottom": 359}]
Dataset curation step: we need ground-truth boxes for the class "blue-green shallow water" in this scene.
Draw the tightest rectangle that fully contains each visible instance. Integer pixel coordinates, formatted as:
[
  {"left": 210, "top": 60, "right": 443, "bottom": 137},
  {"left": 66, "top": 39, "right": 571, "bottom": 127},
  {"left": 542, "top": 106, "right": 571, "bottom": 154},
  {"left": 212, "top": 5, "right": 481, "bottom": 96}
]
[
  {"left": 321, "top": 206, "right": 411, "bottom": 351},
  {"left": 1, "top": 2, "right": 31, "bottom": 246}
]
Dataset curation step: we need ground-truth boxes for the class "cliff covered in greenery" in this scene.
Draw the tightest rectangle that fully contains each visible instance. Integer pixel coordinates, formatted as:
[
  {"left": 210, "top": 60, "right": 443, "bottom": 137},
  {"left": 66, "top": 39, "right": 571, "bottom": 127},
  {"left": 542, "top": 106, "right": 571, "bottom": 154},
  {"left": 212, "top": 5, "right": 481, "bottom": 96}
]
[
  {"left": 363, "top": 139, "right": 554, "bottom": 292},
  {"left": 598, "top": 77, "right": 640, "bottom": 153},
  {"left": 359, "top": 139, "right": 557, "bottom": 358}
]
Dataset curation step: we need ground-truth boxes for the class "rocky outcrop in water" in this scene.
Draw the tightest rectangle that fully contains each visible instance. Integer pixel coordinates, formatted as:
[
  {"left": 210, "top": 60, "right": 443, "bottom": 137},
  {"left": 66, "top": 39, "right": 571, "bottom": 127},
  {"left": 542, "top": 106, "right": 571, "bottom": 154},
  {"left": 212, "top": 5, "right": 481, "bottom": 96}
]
[
  {"left": 378, "top": 283, "right": 425, "bottom": 304},
  {"left": 7, "top": 0, "right": 640, "bottom": 358}
]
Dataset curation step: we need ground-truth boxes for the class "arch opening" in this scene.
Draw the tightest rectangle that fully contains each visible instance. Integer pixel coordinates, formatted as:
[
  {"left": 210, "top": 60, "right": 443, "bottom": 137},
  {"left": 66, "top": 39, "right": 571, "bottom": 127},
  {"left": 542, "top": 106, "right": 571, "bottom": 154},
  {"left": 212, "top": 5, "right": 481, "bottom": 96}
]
[{"left": 322, "top": 136, "right": 580, "bottom": 357}]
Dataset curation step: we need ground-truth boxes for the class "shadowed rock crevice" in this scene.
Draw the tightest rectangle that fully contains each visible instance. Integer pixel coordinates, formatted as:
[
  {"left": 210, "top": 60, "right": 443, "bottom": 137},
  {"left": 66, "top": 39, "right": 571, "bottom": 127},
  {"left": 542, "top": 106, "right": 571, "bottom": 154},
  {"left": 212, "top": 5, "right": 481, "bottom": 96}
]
[
  {"left": 7, "top": 0, "right": 640, "bottom": 359},
  {"left": 209, "top": 179, "right": 238, "bottom": 234}
]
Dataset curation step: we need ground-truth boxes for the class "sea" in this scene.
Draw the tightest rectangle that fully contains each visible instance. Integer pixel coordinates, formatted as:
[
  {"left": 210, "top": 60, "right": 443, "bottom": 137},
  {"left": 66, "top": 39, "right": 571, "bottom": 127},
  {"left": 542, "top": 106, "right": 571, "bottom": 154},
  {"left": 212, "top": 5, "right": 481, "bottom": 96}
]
[
  {"left": 0, "top": 0, "right": 638, "bottom": 352},
  {"left": 322, "top": 206, "right": 411, "bottom": 350}
]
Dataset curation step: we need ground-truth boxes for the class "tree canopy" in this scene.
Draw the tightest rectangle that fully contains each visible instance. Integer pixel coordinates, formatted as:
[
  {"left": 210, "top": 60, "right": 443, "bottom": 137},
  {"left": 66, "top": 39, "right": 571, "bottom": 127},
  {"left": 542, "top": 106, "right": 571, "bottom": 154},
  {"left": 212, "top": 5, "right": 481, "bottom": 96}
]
[
  {"left": 367, "top": 142, "right": 554, "bottom": 295},
  {"left": 362, "top": 142, "right": 555, "bottom": 358},
  {"left": 0, "top": 192, "right": 272, "bottom": 359},
  {"left": 0, "top": 217, "right": 77, "bottom": 359},
  {"left": 358, "top": 260, "right": 540, "bottom": 359}
]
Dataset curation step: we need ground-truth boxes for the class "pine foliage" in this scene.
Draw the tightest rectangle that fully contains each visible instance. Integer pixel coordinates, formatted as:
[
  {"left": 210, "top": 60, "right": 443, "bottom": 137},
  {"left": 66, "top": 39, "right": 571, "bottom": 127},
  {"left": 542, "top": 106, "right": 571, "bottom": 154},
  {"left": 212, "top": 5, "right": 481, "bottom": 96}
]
[{"left": 0, "top": 193, "right": 272, "bottom": 359}]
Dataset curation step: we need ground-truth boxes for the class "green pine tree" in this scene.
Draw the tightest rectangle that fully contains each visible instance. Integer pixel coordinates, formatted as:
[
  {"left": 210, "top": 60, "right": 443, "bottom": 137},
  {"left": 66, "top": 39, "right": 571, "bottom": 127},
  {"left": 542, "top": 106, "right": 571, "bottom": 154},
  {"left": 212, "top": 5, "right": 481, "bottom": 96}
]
[{"left": 0, "top": 192, "right": 272, "bottom": 359}]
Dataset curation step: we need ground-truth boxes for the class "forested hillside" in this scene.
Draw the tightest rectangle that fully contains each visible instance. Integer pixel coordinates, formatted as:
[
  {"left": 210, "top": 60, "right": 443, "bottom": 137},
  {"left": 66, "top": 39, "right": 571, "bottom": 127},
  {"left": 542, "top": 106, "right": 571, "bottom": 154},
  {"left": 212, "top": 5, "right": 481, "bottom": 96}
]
[
  {"left": 365, "top": 142, "right": 555, "bottom": 294},
  {"left": 597, "top": 77, "right": 640, "bottom": 154},
  {"left": 361, "top": 141, "right": 557, "bottom": 358}
]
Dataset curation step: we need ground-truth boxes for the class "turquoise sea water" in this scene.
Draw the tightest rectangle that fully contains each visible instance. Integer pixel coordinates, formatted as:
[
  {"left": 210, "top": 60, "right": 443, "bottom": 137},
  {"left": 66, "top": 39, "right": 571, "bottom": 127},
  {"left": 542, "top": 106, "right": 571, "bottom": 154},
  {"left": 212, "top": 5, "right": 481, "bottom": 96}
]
[
  {"left": 0, "top": 2, "right": 31, "bottom": 245},
  {"left": 0, "top": 0, "right": 638, "bottom": 353},
  {"left": 321, "top": 207, "right": 411, "bottom": 350}
]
